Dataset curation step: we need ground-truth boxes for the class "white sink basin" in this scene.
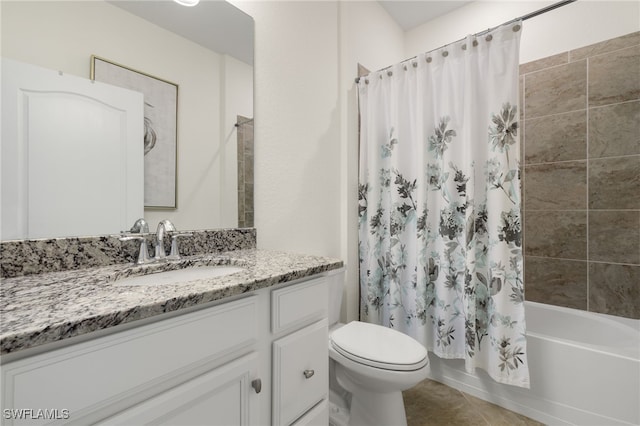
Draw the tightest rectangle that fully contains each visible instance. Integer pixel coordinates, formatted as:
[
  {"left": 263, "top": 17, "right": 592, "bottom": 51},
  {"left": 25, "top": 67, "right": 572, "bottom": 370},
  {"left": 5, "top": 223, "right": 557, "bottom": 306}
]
[{"left": 113, "top": 265, "right": 244, "bottom": 286}]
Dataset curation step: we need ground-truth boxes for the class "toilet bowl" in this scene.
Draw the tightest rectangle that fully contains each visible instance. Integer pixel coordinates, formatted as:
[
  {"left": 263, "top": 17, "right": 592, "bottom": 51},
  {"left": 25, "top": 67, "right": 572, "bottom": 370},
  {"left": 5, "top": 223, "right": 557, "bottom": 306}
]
[
  {"left": 326, "top": 270, "right": 429, "bottom": 426},
  {"left": 328, "top": 321, "right": 429, "bottom": 426}
]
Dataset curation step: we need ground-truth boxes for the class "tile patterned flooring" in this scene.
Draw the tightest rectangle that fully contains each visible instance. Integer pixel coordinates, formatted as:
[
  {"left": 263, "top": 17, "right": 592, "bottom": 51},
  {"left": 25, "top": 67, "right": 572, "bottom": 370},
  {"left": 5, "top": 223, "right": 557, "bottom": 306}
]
[{"left": 403, "top": 379, "right": 545, "bottom": 426}]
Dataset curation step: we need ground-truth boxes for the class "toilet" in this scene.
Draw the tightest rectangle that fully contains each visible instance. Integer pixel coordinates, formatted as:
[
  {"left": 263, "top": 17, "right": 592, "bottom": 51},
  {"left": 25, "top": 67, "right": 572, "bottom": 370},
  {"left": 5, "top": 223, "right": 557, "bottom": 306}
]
[{"left": 327, "top": 271, "right": 430, "bottom": 426}]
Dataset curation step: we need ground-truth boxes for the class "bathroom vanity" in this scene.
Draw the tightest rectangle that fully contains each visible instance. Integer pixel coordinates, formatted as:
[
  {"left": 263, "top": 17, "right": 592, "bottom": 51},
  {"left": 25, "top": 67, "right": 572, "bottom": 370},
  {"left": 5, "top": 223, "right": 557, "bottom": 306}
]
[{"left": 0, "top": 245, "right": 344, "bottom": 426}]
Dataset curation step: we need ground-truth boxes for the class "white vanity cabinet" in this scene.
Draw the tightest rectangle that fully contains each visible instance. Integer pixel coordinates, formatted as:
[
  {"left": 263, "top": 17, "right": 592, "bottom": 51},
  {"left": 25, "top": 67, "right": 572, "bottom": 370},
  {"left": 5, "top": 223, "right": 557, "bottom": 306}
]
[
  {"left": 1, "top": 296, "right": 260, "bottom": 426},
  {"left": 0, "top": 272, "right": 335, "bottom": 426},
  {"left": 271, "top": 277, "right": 329, "bottom": 425}
]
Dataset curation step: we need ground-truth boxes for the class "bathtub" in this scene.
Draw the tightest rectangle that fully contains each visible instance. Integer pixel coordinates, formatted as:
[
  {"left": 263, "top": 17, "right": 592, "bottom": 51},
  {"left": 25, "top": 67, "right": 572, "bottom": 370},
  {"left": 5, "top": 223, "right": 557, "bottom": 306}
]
[{"left": 425, "top": 301, "right": 640, "bottom": 425}]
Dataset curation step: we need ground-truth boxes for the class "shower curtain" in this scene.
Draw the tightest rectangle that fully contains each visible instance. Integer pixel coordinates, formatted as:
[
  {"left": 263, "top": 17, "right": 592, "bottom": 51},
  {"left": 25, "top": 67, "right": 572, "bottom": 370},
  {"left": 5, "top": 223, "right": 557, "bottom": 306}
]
[{"left": 358, "top": 22, "right": 529, "bottom": 387}]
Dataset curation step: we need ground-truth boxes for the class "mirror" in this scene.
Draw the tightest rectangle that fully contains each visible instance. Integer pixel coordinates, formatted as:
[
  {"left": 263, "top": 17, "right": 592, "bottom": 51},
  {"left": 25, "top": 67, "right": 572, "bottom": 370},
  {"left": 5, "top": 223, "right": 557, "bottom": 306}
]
[{"left": 0, "top": 0, "right": 254, "bottom": 241}]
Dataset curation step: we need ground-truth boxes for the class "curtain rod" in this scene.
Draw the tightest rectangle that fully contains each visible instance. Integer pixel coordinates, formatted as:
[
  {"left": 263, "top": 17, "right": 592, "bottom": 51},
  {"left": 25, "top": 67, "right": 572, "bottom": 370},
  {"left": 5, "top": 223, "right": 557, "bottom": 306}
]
[{"left": 354, "top": 0, "right": 577, "bottom": 83}]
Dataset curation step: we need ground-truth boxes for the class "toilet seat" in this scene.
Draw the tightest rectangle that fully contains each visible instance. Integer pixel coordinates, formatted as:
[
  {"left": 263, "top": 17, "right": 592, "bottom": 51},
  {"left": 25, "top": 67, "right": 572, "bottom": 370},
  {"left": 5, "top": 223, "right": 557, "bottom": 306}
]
[{"left": 330, "top": 321, "right": 428, "bottom": 372}]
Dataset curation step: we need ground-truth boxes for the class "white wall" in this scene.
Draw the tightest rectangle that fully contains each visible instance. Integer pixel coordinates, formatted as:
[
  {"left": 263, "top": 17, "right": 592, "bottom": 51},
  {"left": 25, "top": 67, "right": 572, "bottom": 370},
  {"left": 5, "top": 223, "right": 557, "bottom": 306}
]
[
  {"left": 405, "top": 1, "right": 640, "bottom": 64},
  {"left": 340, "top": 1, "right": 406, "bottom": 74},
  {"left": 230, "top": 1, "right": 342, "bottom": 258},
  {"left": 1, "top": 1, "right": 253, "bottom": 233},
  {"left": 231, "top": 0, "right": 404, "bottom": 322}
]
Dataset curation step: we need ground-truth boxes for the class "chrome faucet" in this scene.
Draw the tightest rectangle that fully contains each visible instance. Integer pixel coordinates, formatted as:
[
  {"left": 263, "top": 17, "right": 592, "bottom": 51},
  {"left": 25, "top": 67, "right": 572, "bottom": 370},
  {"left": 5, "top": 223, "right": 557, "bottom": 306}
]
[
  {"left": 155, "top": 219, "right": 176, "bottom": 260},
  {"left": 119, "top": 235, "right": 151, "bottom": 265},
  {"left": 129, "top": 218, "right": 149, "bottom": 234},
  {"left": 154, "top": 220, "right": 193, "bottom": 260},
  {"left": 121, "top": 220, "right": 192, "bottom": 264},
  {"left": 120, "top": 218, "right": 151, "bottom": 264}
]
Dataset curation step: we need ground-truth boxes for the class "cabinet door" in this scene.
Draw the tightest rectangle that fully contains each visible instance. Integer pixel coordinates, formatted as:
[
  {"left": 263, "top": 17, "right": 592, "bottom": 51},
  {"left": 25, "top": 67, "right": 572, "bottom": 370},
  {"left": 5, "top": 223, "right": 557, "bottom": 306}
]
[
  {"left": 273, "top": 319, "right": 328, "bottom": 426},
  {"left": 97, "top": 353, "right": 260, "bottom": 426}
]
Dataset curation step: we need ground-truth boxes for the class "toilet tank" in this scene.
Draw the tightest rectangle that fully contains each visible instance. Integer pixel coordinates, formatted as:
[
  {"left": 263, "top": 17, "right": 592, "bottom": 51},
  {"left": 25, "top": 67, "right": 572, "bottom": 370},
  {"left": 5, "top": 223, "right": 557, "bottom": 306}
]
[{"left": 327, "top": 268, "right": 345, "bottom": 326}]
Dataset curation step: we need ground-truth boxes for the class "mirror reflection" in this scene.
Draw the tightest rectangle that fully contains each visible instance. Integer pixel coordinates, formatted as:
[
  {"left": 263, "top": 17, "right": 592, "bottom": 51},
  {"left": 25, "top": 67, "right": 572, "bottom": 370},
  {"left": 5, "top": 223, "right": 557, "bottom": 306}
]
[{"left": 0, "top": 0, "right": 254, "bottom": 241}]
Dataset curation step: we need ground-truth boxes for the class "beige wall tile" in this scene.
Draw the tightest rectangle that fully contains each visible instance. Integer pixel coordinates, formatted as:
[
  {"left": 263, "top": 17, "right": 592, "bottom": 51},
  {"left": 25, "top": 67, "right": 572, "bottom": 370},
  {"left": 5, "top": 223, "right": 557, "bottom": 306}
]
[
  {"left": 519, "top": 75, "right": 524, "bottom": 123},
  {"left": 238, "top": 188, "right": 245, "bottom": 214},
  {"left": 237, "top": 116, "right": 254, "bottom": 229},
  {"left": 520, "top": 51, "right": 568, "bottom": 75},
  {"left": 524, "top": 110, "right": 586, "bottom": 164},
  {"left": 570, "top": 30, "right": 640, "bottom": 62},
  {"left": 589, "top": 263, "right": 640, "bottom": 319},
  {"left": 521, "top": 32, "right": 640, "bottom": 319},
  {"left": 244, "top": 183, "right": 253, "bottom": 213},
  {"left": 244, "top": 155, "right": 254, "bottom": 183},
  {"left": 524, "top": 211, "right": 587, "bottom": 259},
  {"left": 589, "top": 45, "right": 640, "bottom": 107},
  {"left": 589, "top": 211, "right": 640, "bottom": 264},
  {"left": 589, "top": 156, "right": 640, "bottom": 209},
  {"left": 524, "top": 256, "right": 588, "bottom": 309},
  {"left": 237, "top": 158, "right": 245, "bottom": 185},
  {"left": 524, "top": 161, "right": 587, "bottom": 210},
  {"left": 525, "top": 60, "right": 586, "bottom": 119},
  {"left": 589, "top": 100, "right": 640, "bottom": 158},
  {"left": 244, "top": 211, "right": 254, "bottom": 228}
]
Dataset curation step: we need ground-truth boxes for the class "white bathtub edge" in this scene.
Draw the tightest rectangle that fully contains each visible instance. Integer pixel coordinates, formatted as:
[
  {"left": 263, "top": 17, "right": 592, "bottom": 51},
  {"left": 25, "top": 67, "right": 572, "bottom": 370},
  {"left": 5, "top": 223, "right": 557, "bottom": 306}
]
[{"left": 425, "top": 355, "right": 636, "bottom": 426}]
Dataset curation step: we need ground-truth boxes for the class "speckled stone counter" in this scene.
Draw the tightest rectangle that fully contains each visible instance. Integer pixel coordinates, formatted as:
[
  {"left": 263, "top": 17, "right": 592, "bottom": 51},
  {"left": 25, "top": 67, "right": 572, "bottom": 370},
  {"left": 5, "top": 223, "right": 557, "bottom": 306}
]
[
  {"left": 0, "top": 249, "right": 343, "bottom": 355},
  {"left": 0, "top": 228, "right": 257, "bottom": 278}
]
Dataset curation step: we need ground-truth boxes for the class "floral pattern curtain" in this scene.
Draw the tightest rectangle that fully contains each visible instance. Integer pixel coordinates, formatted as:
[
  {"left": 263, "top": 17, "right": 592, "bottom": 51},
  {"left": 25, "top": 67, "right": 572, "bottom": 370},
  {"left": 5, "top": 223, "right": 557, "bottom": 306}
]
[{"left": 358, "top": 22, "right": 529, "bottom": 387}]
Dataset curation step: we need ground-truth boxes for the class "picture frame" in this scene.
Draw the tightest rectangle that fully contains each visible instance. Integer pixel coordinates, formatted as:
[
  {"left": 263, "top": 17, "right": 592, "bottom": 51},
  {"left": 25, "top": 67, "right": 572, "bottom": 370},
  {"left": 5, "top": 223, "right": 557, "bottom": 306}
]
[{"left": 90, "top": 55, "right": 178, "bottom": 209}]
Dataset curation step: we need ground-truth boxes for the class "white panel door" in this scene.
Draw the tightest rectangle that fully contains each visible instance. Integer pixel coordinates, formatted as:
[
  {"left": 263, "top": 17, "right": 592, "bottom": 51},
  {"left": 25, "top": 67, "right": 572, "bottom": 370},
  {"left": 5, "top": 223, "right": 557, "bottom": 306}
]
[{"left": 1, "top": 58, "right": 143, "bottom": 240}]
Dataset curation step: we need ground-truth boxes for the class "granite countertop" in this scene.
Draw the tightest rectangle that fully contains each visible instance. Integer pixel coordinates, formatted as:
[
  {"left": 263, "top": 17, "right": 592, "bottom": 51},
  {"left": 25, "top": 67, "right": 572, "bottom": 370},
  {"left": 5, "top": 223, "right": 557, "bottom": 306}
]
[{"left": 0, "top": 249, "right": 343, "bottom": 355}]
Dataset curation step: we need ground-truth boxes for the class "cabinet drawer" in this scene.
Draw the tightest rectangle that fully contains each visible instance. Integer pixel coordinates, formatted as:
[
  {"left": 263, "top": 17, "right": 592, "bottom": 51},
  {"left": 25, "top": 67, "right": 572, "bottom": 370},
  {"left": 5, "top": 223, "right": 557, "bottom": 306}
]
[
  {"left": 272, "top": 319, "right": 328, "bottom": 426},
  {"left": 2, "top": 296, "right": 257, "bottom": 425},
  {"left": 271, "top": 277, "right": 327, "bottom": 334}
]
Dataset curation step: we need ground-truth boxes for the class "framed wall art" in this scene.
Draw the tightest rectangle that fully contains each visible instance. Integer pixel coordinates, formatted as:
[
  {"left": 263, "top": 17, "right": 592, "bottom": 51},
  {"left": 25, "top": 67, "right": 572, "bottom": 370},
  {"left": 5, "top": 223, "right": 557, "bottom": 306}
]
[{"left": 91, "top": 55, "right": 178, "bottom": 208}]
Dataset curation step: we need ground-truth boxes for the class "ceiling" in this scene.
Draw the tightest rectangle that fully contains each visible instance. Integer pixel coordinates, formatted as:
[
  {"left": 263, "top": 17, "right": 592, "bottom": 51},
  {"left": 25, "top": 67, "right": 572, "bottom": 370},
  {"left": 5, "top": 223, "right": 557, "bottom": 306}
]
[
  {"left": 109, "top": 0, "right": 254, "bottom": 65},
  {"left": 379, "top": 1, "right": 473, "bottom": 31},
  {"left": 109, "top": 1, "right": 473, "bottom": 66}
]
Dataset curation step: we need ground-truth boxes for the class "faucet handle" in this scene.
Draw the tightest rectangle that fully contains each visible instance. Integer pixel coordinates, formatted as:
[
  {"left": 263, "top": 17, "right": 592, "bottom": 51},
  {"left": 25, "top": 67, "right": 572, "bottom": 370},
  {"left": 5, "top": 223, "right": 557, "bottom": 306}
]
[
  {"left": 119, "top": 235, "right": 151, "bottom": 265},
  {"left": 168, "top": 232, "right": 194, "bottom": 259},
  {"left": 129, "top": 218, "right": 149, "bottom": 233}
]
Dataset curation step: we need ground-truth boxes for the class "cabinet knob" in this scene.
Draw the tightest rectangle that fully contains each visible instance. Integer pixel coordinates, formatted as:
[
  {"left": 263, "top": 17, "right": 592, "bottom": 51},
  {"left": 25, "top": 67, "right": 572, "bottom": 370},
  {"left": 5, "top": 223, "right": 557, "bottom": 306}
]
[
  {"left": 251, "top": 378, "right": 262, "bottom": 394},
  {"left": 303, "top": 369, "right": 315, "bottom": 379}
]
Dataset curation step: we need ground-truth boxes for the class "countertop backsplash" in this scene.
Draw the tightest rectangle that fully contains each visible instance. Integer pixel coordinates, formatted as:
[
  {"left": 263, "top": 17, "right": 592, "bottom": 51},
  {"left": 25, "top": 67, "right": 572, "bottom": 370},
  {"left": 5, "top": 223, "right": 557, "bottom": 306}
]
[{"left": 0, "top": 228, "right": 257, "bottom": 278}]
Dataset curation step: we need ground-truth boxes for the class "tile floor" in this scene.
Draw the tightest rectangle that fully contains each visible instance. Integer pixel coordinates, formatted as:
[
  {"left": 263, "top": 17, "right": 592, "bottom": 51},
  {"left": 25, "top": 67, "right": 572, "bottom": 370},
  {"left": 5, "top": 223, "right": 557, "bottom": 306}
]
[{"left": 403, "top": 379, "right": 545, "bottom": 426}]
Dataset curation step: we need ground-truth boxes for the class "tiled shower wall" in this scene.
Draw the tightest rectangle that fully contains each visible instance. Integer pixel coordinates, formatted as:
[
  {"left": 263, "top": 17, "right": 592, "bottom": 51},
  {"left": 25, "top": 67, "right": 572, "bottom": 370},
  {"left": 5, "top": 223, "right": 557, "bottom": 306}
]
[
  {"left": 520, "top": 31, "right": 639, "bottom": 319},
  {"left": 237, "top": 116, "right": 254, "bottom": 228}
]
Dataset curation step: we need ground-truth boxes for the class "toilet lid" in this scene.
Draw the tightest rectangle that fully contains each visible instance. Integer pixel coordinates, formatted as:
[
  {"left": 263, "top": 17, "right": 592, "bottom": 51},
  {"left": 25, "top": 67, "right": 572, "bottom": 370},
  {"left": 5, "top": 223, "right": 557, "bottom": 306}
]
[{"left": 330, "top": 321, "right": 428, "bottom": 371}]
